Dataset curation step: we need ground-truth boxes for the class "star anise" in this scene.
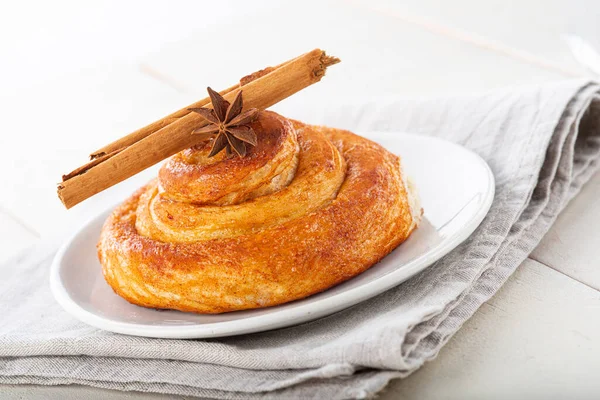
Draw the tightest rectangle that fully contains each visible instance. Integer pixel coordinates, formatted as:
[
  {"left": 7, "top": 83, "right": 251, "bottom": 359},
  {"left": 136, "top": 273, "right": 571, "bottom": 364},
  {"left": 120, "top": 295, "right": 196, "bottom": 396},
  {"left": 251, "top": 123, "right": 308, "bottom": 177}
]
[{"left": 188, "top": 87, "right": 259, "bottom": 158}]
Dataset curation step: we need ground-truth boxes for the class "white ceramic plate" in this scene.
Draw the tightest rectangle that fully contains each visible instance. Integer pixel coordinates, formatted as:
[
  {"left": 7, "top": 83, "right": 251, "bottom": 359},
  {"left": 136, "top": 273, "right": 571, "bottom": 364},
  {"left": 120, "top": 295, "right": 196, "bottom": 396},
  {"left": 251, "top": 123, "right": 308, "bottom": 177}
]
[{"left": 50, "top": 132, "right": 494, "bottom": 339}]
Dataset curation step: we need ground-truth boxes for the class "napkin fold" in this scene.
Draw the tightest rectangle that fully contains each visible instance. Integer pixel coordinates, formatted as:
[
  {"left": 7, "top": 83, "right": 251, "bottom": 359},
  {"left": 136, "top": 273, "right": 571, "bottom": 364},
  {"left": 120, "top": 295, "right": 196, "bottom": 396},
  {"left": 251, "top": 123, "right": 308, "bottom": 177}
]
[{"left": 1, "top": 80, "right": 599, "bottom": 399}]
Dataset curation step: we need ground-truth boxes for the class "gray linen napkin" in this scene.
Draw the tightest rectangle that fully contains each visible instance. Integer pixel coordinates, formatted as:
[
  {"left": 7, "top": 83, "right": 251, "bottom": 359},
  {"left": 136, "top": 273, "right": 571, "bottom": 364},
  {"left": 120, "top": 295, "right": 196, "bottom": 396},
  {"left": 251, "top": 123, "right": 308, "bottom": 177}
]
[{"left": 1, "top": 80, "right": 599, "bottom": 399}]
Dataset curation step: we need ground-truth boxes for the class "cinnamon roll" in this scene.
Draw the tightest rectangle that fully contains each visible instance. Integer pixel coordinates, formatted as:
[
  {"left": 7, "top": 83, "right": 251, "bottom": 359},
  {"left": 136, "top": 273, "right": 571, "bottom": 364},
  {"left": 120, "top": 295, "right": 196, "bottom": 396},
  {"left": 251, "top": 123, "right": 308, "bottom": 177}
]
[{"left": 98, "top": 111, "right": 421, "bottom": 313}]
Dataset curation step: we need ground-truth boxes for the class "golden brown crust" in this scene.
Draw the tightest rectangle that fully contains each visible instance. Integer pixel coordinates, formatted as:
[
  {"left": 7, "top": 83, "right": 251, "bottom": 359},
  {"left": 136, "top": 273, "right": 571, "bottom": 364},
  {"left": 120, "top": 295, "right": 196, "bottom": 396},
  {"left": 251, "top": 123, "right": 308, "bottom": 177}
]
[
  {"left": 97, "top": 112, "right": 419, "bottom": 314},
  {"left": 158, "top": 112, "right": 299, "bottom": 205}
]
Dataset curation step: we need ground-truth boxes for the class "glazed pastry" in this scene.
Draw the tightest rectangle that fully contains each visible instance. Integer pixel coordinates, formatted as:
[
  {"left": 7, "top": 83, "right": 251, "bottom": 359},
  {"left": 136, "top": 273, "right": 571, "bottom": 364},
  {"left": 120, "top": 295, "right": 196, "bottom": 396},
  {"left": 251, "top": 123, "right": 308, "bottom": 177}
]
[{"left": 98, "top": 110, "right": 421, "bottom": 313}]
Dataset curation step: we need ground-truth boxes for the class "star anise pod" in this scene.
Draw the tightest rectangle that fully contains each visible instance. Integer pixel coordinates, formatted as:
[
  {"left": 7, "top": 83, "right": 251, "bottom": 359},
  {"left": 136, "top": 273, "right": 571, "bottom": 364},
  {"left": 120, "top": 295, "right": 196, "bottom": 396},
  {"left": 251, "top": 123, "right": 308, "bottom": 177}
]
[{"left": 188, "top": 87, "right": 259, "bottom": 158}]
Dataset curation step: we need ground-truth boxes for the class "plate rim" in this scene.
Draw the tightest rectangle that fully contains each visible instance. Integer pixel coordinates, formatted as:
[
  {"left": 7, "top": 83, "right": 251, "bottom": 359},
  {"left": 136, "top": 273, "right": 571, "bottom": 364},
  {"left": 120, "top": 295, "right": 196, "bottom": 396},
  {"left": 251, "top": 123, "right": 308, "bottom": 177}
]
[{"left": 50, "top": 132, "right": 495, "bottom": 338}]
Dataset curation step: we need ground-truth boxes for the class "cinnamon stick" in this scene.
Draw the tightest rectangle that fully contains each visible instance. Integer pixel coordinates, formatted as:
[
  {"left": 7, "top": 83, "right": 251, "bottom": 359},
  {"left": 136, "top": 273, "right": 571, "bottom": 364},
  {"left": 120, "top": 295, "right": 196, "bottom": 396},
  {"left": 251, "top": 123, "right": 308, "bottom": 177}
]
[
  {"left": 88, "top": 83, "right": 238, "bottom": 160},
  {"left": 89, "top": 58, "right": 298, "bottom": 160},
  {"left": 58, "top": 49, "right": 340, "bottom": 209}
]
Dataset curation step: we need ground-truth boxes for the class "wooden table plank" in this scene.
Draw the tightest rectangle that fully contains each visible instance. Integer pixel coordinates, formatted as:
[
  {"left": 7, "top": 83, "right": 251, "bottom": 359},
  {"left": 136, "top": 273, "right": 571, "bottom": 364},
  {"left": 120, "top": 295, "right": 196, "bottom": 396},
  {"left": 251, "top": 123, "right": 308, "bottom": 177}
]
[
  {"left": 0, "top": 210, "right": 38, "bottom": 265},
  {"left": 350, "top": 0, "right": 598, "bottom": 77},
  {"left": 0, "top": 66, "right": 189, "bottom": 236},
  {"left": 141, "top": 0, "right": 566, "bottom": 103},
  {"left": 532, "top": 171, "right": 600, "bottom": 291},
  {"left": 381, "top": 258, "right": 600, "bottom": 399}
]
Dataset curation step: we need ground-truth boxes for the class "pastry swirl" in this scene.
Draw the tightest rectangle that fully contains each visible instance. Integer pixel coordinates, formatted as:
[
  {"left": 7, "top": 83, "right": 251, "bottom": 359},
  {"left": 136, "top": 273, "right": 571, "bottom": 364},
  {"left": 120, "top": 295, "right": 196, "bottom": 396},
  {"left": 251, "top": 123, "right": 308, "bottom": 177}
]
[{"left": 98, "top": 111, "right": 421, "bottom": 313}]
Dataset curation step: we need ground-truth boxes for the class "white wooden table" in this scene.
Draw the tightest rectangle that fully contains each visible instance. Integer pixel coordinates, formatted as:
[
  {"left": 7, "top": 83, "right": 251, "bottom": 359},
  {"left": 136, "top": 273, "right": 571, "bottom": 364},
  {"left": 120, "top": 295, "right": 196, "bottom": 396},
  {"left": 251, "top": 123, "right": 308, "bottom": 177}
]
[{"left": 1, "top": 1, "right": 599, "bottom": 398}]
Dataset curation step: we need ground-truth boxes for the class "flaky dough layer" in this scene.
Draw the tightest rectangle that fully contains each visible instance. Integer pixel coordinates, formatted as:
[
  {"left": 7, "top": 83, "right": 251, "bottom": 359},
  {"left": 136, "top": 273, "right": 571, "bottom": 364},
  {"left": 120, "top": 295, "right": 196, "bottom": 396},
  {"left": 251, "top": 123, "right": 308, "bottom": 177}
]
[{"left": 98, "top": 111, "right": 420, "bottom": 313}]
